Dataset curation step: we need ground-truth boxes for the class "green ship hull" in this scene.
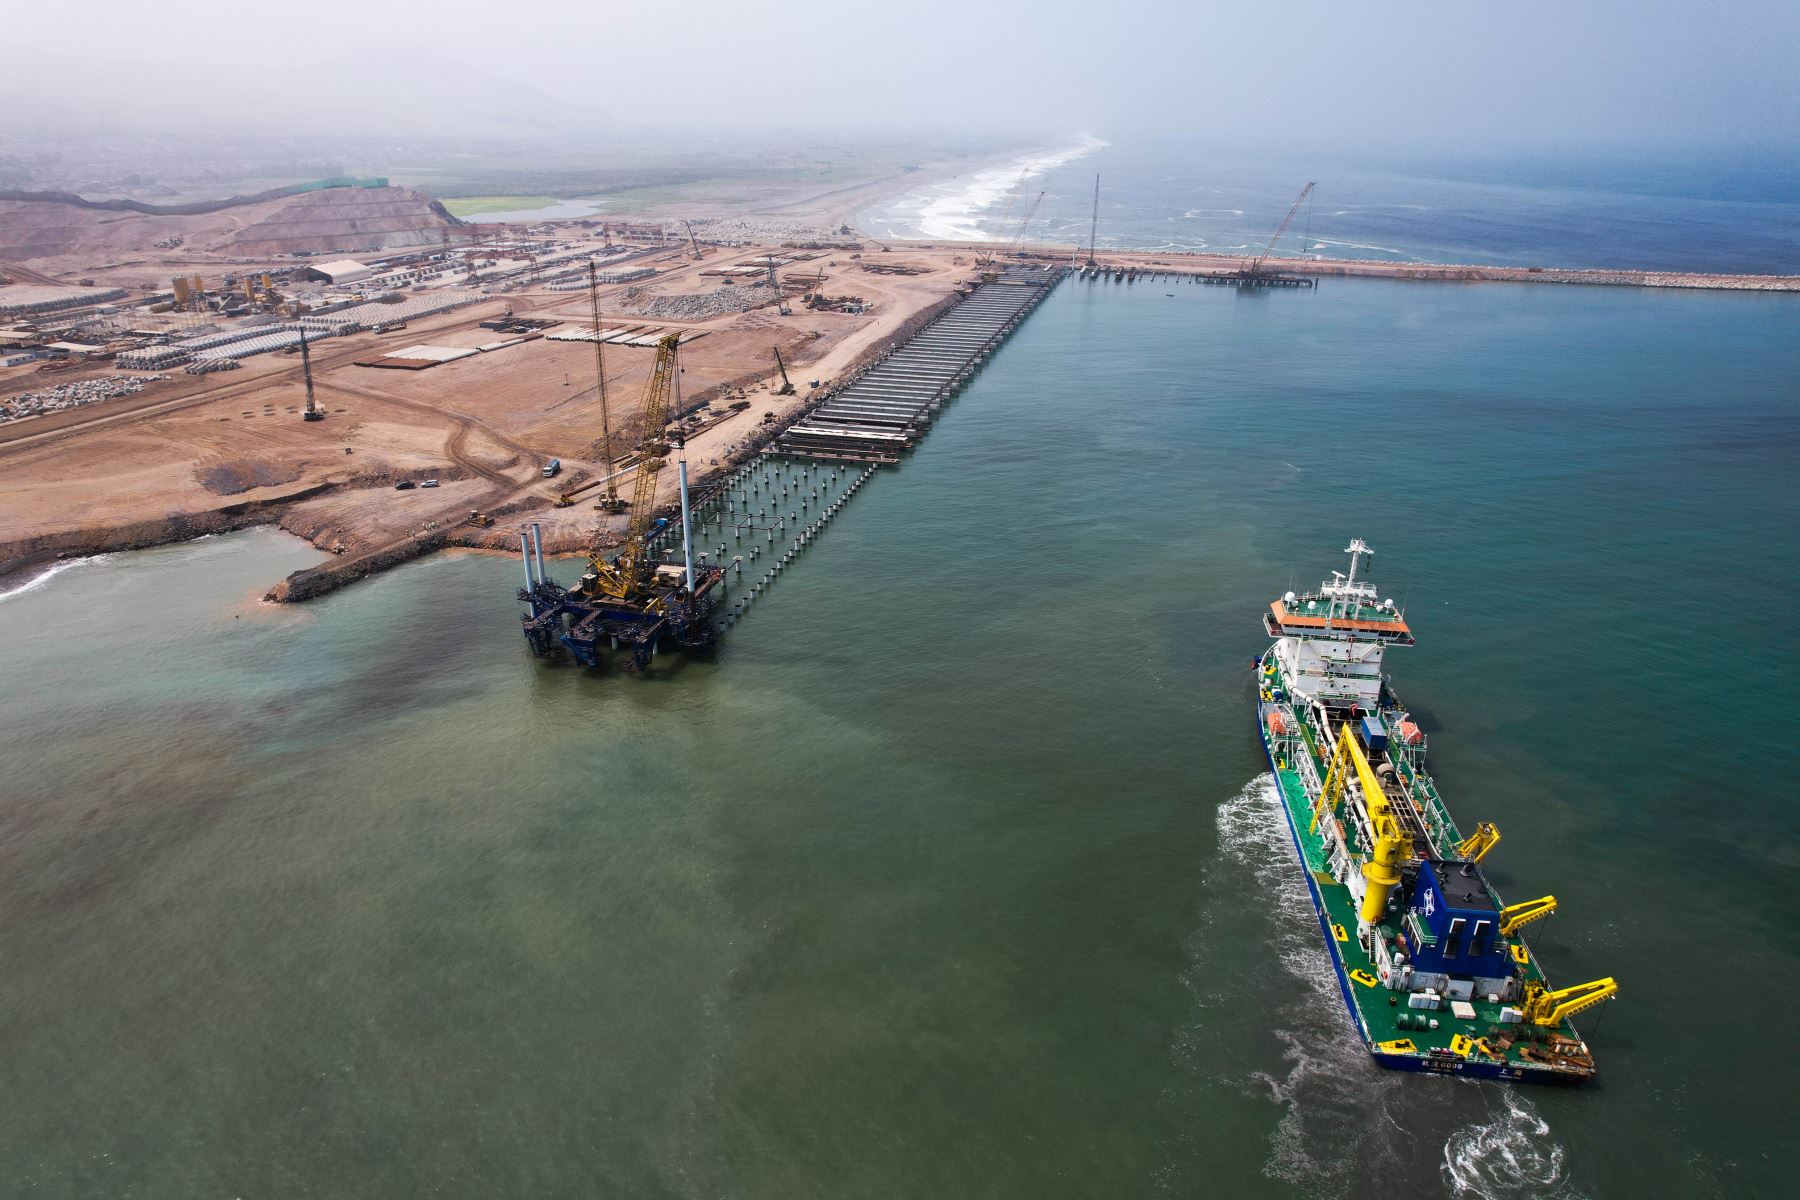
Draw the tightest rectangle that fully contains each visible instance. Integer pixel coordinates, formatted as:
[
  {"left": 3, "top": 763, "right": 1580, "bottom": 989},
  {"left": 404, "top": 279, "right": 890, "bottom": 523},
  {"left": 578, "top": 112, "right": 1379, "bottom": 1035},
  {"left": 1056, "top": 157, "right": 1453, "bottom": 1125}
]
[{"left": 1252, "top": 542, "right": 1612, "bottom": 1085}]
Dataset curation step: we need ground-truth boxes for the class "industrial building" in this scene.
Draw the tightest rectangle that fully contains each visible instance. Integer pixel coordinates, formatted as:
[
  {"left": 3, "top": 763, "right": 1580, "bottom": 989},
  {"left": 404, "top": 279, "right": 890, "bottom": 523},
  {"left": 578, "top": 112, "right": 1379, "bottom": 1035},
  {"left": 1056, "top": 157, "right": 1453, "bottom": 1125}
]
[{"left": 300, "top": 259, "right": 374, "bottom": 285}]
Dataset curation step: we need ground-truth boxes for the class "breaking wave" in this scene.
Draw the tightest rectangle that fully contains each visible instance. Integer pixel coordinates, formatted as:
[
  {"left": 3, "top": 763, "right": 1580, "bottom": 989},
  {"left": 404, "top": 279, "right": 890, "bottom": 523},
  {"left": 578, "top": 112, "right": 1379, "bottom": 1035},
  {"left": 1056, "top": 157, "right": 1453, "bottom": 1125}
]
[
  {"left": 892, "top": 135, "right": 1108, "bottom": 242},
  {"left": 0, "top": 554, "right": 108, "bottom": 603},
  {"left": 1308, "top": 237, "right": 1411, "bottom": 258}
]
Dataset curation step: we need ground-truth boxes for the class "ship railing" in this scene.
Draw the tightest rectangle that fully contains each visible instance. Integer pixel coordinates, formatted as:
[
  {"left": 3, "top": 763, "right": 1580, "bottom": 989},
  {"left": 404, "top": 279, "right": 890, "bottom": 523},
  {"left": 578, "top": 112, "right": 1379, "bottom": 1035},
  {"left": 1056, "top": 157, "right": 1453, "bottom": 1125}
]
[
  {"left": 1394, "top": 754, "right": 1459, "bottom": 854},
  {"left": 1288, "top": 715, "right": 1325, "bottom": 800}
]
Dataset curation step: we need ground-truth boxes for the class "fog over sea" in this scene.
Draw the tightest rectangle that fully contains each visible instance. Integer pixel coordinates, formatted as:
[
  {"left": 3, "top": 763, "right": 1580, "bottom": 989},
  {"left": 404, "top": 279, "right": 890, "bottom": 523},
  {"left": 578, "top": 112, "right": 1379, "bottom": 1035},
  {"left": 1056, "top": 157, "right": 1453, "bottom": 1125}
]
[{"left": 3, "top": 152, "right": 1798, "bottom": 1198}]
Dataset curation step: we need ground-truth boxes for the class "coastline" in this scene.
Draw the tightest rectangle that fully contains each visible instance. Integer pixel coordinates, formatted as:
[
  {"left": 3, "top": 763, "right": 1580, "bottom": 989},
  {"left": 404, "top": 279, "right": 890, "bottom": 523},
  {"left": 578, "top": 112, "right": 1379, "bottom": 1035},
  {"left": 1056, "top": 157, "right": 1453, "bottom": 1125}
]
[
  {"left": 3, "top": 246, "right": 1792, "bottom": 600},
  {"left": 856, "top": 136, "right": 1107, "bottom": 242}
]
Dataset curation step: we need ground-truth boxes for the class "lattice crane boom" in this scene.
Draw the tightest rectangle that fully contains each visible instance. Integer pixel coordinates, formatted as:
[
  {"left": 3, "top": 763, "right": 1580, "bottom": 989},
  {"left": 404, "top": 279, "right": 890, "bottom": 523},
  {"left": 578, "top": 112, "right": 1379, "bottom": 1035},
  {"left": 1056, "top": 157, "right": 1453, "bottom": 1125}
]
[
  {"left": 1006, "top": 190, "right": 1046, "bottom": 254},
  {"left": 583, "top": 333, "right": 682, "bottom": 602},
  {"left": 1246, "top": 181, "right": 1316, "bottom": 275},
  {"left": 586, "top": 262, "right": 618, "bottom": 508}
]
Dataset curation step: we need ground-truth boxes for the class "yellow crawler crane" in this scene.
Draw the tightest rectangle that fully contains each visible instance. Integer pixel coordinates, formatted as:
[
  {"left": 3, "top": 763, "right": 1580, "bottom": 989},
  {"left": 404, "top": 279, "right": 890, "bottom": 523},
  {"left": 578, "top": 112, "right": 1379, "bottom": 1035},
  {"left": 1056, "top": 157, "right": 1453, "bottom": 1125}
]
[
  {"left": 1317, "top": 723, "right": 1414, "bottom": 923},
  {"left": 1522, "top": 977, "right": 1619, "bottom": 1026},
  {"left": 579, "top": 333, "right": 681, "bottom": 604}
]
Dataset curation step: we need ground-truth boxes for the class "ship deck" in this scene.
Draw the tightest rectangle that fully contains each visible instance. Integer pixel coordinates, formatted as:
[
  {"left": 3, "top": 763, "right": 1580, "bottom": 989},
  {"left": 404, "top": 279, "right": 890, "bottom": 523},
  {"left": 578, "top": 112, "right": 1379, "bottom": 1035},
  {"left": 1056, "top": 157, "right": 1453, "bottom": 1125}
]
[{"left": 1259, "top": 656, "right": 1595, "bottom": 1081}]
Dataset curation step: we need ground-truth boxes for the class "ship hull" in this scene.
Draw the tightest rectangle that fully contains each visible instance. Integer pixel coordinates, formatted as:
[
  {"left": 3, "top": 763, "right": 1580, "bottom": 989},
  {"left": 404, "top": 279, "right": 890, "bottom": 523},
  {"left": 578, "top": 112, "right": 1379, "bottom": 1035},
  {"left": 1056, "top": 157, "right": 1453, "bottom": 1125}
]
[{"left": 1253, "top": 682, "right": 1584, "bottom": 1085}]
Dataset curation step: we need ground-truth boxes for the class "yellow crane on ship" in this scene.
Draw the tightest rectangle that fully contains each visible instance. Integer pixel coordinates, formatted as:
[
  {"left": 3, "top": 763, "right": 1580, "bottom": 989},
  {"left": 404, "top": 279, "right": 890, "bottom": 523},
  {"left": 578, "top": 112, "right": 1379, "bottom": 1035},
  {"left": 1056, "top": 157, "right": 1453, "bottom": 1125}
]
[
  {"left": 1316, "top": 723, "right": 1413, "bottom": 924},
  {"left": 1456, "top": 822, "right": 1501, "bottom": 863},
  {"left": 1522, "top": 977, "right": 1618, "bottom": 1026},
  {"left": 577, "top": 332, "right": 682, "bottom": 604}
]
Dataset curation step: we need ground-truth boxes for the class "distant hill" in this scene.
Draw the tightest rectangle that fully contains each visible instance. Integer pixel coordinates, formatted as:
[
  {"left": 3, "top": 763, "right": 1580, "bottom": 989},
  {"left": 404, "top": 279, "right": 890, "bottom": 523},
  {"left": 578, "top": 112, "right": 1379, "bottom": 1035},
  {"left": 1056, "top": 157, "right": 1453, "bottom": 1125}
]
[{"left": 0, "top": 184, "right": 469, "bottom": 263}]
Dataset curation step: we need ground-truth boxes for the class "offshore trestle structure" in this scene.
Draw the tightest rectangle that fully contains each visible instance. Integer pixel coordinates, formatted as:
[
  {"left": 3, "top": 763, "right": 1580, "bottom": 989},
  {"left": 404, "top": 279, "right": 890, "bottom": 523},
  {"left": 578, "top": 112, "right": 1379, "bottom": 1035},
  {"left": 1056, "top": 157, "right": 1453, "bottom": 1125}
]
[{"left": 516, "top": 267, "right": 1065, "bottom": 673}]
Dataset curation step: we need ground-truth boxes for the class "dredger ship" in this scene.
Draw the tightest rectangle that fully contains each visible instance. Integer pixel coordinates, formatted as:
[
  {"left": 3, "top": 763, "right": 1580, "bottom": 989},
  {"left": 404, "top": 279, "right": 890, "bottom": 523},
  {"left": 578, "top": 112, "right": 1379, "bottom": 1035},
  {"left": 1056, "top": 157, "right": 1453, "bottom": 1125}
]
[{"left": 1254, "top": 540, "right": 1616, "bottom": 1083}]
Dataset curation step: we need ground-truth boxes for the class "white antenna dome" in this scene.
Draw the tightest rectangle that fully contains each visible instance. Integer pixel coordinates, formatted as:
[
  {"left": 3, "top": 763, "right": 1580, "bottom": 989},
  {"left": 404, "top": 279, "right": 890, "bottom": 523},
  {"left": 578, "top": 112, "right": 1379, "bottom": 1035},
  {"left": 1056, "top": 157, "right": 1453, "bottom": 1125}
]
[{"left": 1284, "top": 591, "right": 1297, "bottom": 603}]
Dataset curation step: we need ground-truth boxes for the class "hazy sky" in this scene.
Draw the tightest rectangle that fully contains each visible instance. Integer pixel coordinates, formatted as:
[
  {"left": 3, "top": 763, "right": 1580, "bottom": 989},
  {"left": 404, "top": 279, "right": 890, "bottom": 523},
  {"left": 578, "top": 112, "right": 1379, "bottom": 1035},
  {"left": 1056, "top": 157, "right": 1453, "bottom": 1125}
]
[{"left": 8, "top": 0, "right": 1797, "bottom": 151}]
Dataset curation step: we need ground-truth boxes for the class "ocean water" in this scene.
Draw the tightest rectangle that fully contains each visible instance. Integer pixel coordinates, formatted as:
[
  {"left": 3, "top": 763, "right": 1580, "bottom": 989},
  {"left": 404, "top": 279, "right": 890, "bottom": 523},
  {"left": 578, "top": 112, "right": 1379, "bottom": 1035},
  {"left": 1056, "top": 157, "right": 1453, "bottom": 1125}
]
[
  {"left": 862, "top": 137, "right": 1800, "bottom": 274},
  {"left": 2, "top": 275, "right": 1797, "bottom": 1197}
]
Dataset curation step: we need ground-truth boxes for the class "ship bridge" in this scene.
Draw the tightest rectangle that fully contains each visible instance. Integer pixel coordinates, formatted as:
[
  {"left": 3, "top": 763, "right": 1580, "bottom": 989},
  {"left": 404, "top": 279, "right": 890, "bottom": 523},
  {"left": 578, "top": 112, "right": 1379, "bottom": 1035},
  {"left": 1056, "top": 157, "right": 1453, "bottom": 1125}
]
[{"left": 1268, "top": 539, "right": 1414, "bottom": 707}]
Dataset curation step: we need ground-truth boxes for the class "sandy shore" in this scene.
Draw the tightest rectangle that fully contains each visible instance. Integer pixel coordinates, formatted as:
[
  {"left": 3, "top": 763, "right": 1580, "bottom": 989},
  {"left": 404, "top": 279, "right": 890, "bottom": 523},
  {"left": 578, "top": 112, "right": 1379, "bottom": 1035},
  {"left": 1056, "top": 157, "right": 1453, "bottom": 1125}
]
[
  {"left": 6, "top": 192, "right": 1794, "bottom": 603},
  {"left": 0, "top": 238, "right": 988, "bottom": 600}
]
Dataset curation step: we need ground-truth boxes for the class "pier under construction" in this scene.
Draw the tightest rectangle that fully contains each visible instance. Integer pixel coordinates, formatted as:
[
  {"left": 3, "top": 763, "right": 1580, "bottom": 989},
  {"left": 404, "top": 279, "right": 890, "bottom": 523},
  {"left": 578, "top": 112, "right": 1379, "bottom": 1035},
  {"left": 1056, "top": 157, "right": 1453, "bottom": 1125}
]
[
  {"left": 777, "top": 267, "right": 1062, "bottom": 463},
  {"left": 516, "top": 266, "right": 1065, "bottom": 671}
]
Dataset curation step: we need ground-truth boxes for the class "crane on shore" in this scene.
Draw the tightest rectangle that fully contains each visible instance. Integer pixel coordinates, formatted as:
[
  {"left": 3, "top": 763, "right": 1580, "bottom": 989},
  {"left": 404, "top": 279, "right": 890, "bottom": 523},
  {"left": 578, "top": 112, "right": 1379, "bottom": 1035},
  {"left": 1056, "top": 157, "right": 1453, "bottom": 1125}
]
[
  {"left": 976, "top": 169, "right": 1031, "bottom": 268},
  {"left": 772, "top": 345, "right": 796, "bottom": 395},
  {"left": 1085, "top": 173, "right": 1100, "bottom": 267},
  {"left": 559, "top": 261, "right": 622, "bottom": 511},
  {"left": 684, "top": 220, "right": 703, "bottom": 260},
  {"left": 1242, "top": 182, "right": 1316, "bottom": 278},
  {"left": 1006, "top": 190, "right": 1047, "bottom": 256},
  {"left": 299, "top": 327, "right": 323, "bottom": 421}
]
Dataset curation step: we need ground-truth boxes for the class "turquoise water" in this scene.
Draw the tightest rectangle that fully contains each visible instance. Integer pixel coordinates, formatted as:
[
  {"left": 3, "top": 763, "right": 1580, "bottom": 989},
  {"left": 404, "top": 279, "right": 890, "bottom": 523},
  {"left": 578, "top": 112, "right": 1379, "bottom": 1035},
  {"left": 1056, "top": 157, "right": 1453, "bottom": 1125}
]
[{"left": 2, "top": 276, "right": 1796, "bottom": 1197}]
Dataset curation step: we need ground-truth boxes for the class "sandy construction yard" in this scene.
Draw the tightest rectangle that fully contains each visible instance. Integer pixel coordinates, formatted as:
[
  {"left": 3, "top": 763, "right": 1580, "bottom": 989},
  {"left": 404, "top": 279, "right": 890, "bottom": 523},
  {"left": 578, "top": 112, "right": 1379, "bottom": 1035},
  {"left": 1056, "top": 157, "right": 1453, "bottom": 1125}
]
[{"left": 0, "top": 243, "right": 979, "bottom": 578}]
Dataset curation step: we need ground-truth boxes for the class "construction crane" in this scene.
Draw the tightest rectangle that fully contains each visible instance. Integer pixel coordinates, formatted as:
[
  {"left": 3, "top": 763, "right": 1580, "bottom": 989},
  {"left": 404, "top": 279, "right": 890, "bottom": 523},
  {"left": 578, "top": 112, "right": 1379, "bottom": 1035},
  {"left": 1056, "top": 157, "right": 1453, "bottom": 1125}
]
[
  {"left": 1085, "top": 173, "right": 1100, "bottom": 267},
  {"left": 1243, "top": 182, "right": 1316, "bottom": 276},
  {"left": 1317, "top": 723, "right": 1412, "bottom": 923},
  {"left": 767, "top": 263, "right": 790, "bottom": 315},
  {"left": 1005, "top": 190, "right": 1047, "bottom": 256},
  {"left": 772, "top": 346, "right": 796, "bottom": 395},
  {"left": 1521, "top": 977, "right": 1618, "bottom": 1026},
  {"left": 684, "top": 220, "right": 703, "bottom": 260},
  {"left": 975, "top": 169, "right": 1031, "bottom": 268},
  {"left": 299, "top": 327, "right": 323, "bottom": 421},
  {"left": 572, "top": 262, "right": 620, "bottom": 510},
  {"left": 579, "top": 332, "right": 682, "bottom": 603}
]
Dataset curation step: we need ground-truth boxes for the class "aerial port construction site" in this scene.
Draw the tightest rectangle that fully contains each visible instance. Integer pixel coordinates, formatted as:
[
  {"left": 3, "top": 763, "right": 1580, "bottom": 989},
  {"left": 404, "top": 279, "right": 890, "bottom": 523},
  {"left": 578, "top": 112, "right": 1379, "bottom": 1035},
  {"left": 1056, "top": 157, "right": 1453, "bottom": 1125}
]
[{"left": 4, "top": 172, "right": 1798, "bottom": 674}]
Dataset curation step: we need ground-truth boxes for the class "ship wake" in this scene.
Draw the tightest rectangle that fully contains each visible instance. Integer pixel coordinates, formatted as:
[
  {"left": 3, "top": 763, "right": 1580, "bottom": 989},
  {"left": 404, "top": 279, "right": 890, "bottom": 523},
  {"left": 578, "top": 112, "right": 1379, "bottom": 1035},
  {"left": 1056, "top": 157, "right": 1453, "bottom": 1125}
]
[
  {"left": 1204, "top": 775, "right": 1581, "bottom": 1198},
  {"left": 1442, "top": 1090, "right": 1582, "bottom": 1199}
]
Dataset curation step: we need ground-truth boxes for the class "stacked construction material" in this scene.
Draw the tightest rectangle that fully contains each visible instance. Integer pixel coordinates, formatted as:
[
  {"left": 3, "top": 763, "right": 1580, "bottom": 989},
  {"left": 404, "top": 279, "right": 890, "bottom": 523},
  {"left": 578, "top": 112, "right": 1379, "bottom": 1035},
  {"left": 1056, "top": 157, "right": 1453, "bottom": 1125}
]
[
  {"left": 116, "top": 345, "right": 193, "bottom": 370},
  {"left": 192, "top": 327, "right": 334, "bottom": 362},
  {"left": 298, "top": 289, "right": 484, "bottom": 332},
  {"left": 184, "top": 358, "right": 241, "bottom": 375}
]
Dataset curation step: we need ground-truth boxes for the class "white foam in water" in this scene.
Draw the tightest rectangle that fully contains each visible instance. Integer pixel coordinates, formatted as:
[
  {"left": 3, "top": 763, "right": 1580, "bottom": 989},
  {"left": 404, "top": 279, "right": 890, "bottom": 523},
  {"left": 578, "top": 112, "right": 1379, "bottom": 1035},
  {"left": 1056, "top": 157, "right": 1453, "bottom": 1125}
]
[
  {"left": 904, "top": 135, "right": 1107, "bottom": 241},
  {"left": 1443, "top": 1092, "right": 1583, "bottom": 1200},
  {"left": 0, "top": 553, "right": 109, "bottom": 604},
  {"left": 1208, "top": 776, "right": 1581, "bottom": 1197}
]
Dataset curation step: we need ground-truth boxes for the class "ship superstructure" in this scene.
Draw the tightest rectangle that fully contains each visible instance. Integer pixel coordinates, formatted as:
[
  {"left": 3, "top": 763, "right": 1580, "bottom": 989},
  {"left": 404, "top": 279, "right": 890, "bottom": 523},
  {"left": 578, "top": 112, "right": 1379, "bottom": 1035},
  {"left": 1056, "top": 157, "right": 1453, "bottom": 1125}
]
[{"left": 1255, "top": 540, "right": 1616, "bottom": 1082}]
